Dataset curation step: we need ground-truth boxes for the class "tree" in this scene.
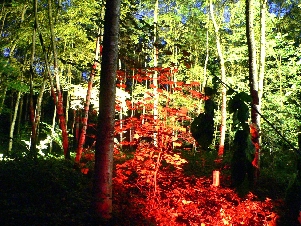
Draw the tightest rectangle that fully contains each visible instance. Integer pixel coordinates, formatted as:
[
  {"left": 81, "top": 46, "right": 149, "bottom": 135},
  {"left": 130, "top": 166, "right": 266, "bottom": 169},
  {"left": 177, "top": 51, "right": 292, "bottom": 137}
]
[
  {"left": 209, "top": 0, "right": 227, "bottom": 157},
  {"left": 93, "top": 0, "right": 121, "bottom": 220},
  {"left": 47, "top": 0, "right": 69, "bottom": 159},
  {"left": 75, "top": 35, "right": 101, "bottom": 163},
  {"left": 246, "top": 0, "right": 260, "bottom": 182}
]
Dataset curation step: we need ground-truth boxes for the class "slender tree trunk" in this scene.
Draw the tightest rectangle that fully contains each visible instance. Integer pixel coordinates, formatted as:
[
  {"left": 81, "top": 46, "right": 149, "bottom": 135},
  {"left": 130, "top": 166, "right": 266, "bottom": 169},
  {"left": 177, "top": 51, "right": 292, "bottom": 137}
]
[
  {"left": 0, "top": 85, "right": 7, "bottom": 115},
  {"left": 8, "top": 91, "right": 22, "bottom": 153},
  {"left": 246, "top": 0, "right": 260, "bottom": 181},
  {"left": 209, "top": 0, "right": 227, "bottom": 157},
  {"left": 257, "top": 0, "right": 267, "bottom": 167},
  {"left": 49, "top": 104, "right": 56, "bottom": 153},
  {"left": 75, "top": 35, "right": 101, "bottom": 163},
  {"left": 29, "top": 5, "right": 37, "bottom": 156},
  {"left": 202, "top": 15, "right": 210, "bottom": 93},
  {"left": 33, "top": 77, "right": 47, "bottom": 147},
  {"left": 258, "top": 0, "right": 267, "bottom": 121},
  {"left": 17, "top": 94, "right": 23, "bottom": 136},
  {"left": 93, "top": 0, "right": 121, "bottom": 220},
  {"left": 47, "top": 0, "right": 69, "bottom": 159},
  {"left": 153, "top": 0, "right": 159, "bottom": 146}
]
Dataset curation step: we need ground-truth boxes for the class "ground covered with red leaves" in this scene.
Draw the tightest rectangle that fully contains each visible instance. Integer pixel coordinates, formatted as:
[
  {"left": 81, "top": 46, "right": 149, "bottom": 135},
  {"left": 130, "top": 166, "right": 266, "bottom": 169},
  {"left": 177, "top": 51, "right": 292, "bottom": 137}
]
[{"left": 111, "top": 145, "right": 284, "bottom": 226}]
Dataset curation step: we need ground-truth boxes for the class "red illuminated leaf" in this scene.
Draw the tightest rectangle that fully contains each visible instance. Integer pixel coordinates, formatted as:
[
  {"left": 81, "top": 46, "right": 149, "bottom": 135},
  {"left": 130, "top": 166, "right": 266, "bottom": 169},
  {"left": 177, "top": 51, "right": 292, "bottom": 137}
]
[
  {"left": 150, "top": 84, "right": 156, "bottom": 88},
  {"left": 115, "top": 104, "right": 121, "bottom": 111},
  {"left": 116, "top": 83, "right": 127, "bottom": 88},
  {"left": 144, "top": 97, "right": 152, "bottom": 101},
  {"left": 189, "top": 90, "right": 202, "bottom": 98},
  {"left": 166, "top": 81, "right": 175, "bottom": 85},
  {"left": 190, "top": 81, "right": 200, "bottom": 86},
  {"left": 81, "top": 168, "right": 89, "bottom": 175}
]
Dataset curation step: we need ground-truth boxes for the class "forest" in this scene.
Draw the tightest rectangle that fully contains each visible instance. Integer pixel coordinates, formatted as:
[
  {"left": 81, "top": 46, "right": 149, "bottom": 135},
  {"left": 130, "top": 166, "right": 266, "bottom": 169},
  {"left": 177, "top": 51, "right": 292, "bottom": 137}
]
[{"left": 0, "top": 0, "right": 301, "bottom": 225}]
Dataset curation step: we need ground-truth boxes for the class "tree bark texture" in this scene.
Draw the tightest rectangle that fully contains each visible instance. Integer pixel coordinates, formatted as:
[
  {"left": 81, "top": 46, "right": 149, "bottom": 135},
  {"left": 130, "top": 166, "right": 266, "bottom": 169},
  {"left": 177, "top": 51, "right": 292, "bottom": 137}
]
[
  {"left": 47, "top": 0, "right": 69, "bottom": 159},
  {"left": 75, "top": 36, "right": 101, "bottom": 163},
  {"left": 8, "top": 91, "right": 21, "bottom": 153},
  {"left": 246, "top": 0, "right": 260, "bottom": 176},
  {"left": 153, "top": 0, "right": 159, "bottom": 147},
  {"left": 209, "top": 0, "right": 227, "bottom": 157},
  {"left": 258, "top": 0, "right": 267, "bottom": 123},
  {"left": 93, "top": 0, "right": 121, "bottom": 220}
]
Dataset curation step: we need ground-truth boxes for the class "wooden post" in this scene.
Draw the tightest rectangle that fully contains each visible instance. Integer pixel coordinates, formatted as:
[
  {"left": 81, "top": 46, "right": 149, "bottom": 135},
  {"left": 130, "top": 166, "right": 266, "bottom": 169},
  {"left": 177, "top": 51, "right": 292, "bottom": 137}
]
[{"left": 213, "top": 170, "right": 220, "bottom": 186}]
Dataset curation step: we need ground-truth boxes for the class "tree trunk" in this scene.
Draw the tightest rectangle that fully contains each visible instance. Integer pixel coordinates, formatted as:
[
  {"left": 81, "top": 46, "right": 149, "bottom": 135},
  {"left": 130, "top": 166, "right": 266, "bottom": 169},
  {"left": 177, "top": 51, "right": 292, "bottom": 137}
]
[
  {"left": 75, "top": 35, "right": 101, "bottom": 163},
  {"left": 47, "top": 0, "right": 69, "bottom": 159},
  {"left": 8, "top": 91, "right": 21, "bottom": 153},
  {"left": 0, "top": 85, "right": 7, "bottom": 115},
  {"left": 93, "top": 0, "right": 121, "bottom": 220},
  {"left": 202, "top": 15, "right": 210, "bottom": 93},
  {"left": 152, "top": 0, "right": 159, "bottom": 146},
  {"left": 258, "top": 0, "right": 267, "bottom": 122},
  {"left": 257, "top": 0, "right": 267, "bottom": 168},
  {"left": 209, "top": 0, "right": 227, "bottom": 157},
  {"left": 246, "top": 0, "right": 260, "bottom": 180},
  {"left": 17, "top": 93, "right": 23, "bottom": 136},
  {"left": 29, "top": 6, "right": 37, "bottom": 156},
  {"left": 49, "top": 104, "right": 56, "bottom": 153}
]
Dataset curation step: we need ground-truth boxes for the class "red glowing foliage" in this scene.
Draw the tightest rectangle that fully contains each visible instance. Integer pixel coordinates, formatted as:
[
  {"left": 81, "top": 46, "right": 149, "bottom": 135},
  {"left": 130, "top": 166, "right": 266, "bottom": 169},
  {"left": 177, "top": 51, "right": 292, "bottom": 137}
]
[
  {"left": 190, "top": 81, "right": 200, "bottom": 86},
  {"left": 74, "top": 65, "right": 288, "bottom": 225},
  {"left": 112, "top": 144, "right": 279, "bottom": 226},
  {"left": 189, "top": 90, "right": 203, "bottom": 99},
  {"left": 116, "top": 83, "right": 127, "bottom": 88},
  {"left": 157, "top": 88, "right": 163, "bottom": 93}
]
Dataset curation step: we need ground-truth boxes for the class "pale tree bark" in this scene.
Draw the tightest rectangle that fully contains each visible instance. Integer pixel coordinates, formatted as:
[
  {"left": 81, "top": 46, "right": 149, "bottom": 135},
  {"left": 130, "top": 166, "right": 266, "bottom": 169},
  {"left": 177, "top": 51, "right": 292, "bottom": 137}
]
[
  {"left": 153, "top": 0, "right": 159, "bottom": 146},
  {"left": 246, "top": 0, "right": 260, "bottom": 180},
  {"left": 209, "top": 0, "right": 227, "bottom": 157},
  {"left": 202, "top": 15, "right": 210, "bottom": 93},
  {"left": 75, "top": 34, "right": 101, "bottom": 163},
  {"left": 8, "top": 91, "right": 22, "bottom": 153},
  {"left": 257, "top": 0, "right": 267, "bottom": 168},
  {"left": 29, "top": 1, "right": 37, "bottom": 155},
  {"left": 0, "top": 85, "right": 7, "bottom": 115},
  {"left": 93, "top": 0, "right": 121, "bottom": 220},
  {"left": 258, "top": 0, "right": 267, "bottom": 122},
  {"left": 47, "top": 0, "right": 69, "bottom": 159}
]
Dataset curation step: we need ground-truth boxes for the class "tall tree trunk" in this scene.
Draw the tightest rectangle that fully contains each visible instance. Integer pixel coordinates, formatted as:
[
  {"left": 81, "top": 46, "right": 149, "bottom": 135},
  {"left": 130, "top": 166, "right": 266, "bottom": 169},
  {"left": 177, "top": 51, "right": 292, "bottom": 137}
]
[
  {"left": 8, "top": 91, "right": 21, "bottom": 153},
  {"left": 257, "top": 0, "right": 267, "bottom": 167},
  {"left": 47, "top": 0, "right": 69, "bottom": 159},
  {"left": 75, "top": 35, "right": 101, "bottom": 163},
  {"left": 49, "top": 104, "right": 57, "bottom": 153},
  {"left": 209, "top": 0, "right": 227, "bottom": 157},
  {"left": 246, "top": 0, "right": 260, "bottom": 180},
  {"left": 29, "top": 5, "right": 37, "bottom": 156},
  {"left": 93, "top": 0, "right": 121, "bottom": 220},
  {"left": 153, "top": 0, "right": 159, "bottom": 146},
  {"left": 202, "top": 15, "right": 210, "bottom": 93},
  {"left": 17, "top": 94, "right": 23, "bottom": 136},
  {"left": 258, "top": 0, "right": 267, "bottom": 121},
  {"left": 0, "top": 85, "right": 7, "bottom": 115}
]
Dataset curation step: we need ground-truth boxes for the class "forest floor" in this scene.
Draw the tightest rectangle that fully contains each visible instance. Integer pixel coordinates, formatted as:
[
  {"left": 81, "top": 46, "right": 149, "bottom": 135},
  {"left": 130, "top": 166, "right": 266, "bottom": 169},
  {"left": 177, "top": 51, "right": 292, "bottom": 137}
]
[{"left": 0, "top": 144, "right": 299, "bottom": 226}]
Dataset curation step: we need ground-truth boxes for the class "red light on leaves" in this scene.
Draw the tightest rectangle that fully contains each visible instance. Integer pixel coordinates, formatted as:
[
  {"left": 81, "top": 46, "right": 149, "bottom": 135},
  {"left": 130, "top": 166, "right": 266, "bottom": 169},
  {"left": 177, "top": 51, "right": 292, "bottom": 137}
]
[
  {"left": 190, "top": 81, "right": 200, "bottom": 86},
  {"left": 116, "top": 83, "right": 127, "bottom": 88},
  {"left": 189, "top": 90, "right": 202, "bottom": 98}
]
